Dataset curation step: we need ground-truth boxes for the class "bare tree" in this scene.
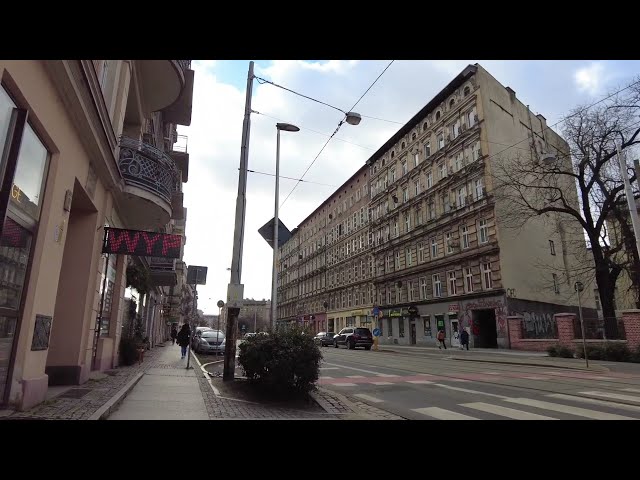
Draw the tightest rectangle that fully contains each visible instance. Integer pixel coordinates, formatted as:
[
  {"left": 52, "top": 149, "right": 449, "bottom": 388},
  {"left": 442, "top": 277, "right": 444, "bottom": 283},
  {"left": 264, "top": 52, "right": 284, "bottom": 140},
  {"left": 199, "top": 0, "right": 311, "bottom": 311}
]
[{"left": 492, "top": 78, "right": 640, "bottom": 337}]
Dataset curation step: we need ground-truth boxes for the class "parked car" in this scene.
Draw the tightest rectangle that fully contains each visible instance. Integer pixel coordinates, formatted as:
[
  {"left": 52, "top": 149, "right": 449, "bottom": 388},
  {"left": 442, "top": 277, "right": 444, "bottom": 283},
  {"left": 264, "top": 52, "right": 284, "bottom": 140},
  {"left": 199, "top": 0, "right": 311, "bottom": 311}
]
[
  {"left": 333, "top": 327, "right": 373, "bottom": 350},
  {"left": 194, "top": 330, "right": 226, "bottom": 355},
  {"left": 314, "top": 331, "right": 335, "bottom": 347},
  {"left": 191, "top": 327, "right": 213, "bottom": 349},
  {"left": 244, "top": 332, "right": 256, "bottom": 339}
]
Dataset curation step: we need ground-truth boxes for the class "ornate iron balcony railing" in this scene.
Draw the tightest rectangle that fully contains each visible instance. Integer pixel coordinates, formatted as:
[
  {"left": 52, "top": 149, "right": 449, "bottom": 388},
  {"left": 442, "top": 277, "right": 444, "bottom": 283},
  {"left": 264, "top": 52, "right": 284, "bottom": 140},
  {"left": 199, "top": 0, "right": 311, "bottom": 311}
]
[
  {"left": 177, "top": 60, "right": 191, "bottom": 71},
  {"left": 118, "top": 136, "right": 180, "bottom": 204}
]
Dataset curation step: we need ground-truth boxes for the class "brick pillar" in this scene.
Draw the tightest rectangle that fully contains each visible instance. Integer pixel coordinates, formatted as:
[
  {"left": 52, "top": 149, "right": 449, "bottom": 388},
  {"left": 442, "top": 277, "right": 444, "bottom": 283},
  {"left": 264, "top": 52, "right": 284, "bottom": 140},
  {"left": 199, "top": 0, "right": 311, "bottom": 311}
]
[
  {"left": 554, "top": 313, "right": 576, "bottom": 347},
  {"left": 507, "top": 315, "right": 523, "bottom": 348},
  {"left": 621, "top": 309, "right": 640, "bottom": 351}
]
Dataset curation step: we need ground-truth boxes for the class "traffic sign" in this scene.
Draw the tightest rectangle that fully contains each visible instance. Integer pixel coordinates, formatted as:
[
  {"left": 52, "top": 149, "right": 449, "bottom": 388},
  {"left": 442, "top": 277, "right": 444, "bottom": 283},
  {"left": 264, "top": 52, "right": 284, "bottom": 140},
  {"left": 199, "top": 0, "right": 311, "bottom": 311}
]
[{"left": 373, "top": 328, "right": 381, "bottom": 337}]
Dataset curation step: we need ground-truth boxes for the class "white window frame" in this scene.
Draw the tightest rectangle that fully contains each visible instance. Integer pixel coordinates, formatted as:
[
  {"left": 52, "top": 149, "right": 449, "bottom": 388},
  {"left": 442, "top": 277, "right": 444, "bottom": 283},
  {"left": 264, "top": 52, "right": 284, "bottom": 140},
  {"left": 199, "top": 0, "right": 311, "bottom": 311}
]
[
  {"left": 418, "top": 242, "right": 425, "bottom": 263},
  {"left": 458, "top": 186, "right": 467, "bottom": 207},
  {"left": 405, "top": 213, "right": 411, "bottom": 232},
  {"left": 461, "top": 225, "right": 470, "bottom": 249},
  {"left": 448, "top": 271, "right": 457, "bottom": 296},
  {"left": 403, "top": 187, "right": 409, "bottom": 203},
  {"left": 408, "top": 281, "right": 415, "bottom": 302},
  {"left": 431, "top": 237, "right": 438, "bottom": 258},
  {"left": 406, "top": 247, "right": 413, "bottom": 267},
  {"left": 426, "top": 171, "right": 433, "bottom": 189},
  {"left": 414, "top": 152, "right": 420, "bottom": 167},
  {"left": 479, "top": 219, "right": 488, "bottom": 244},
  {"left": 482, "top": 262, "right": 492, "bottom": 290},
  {"left": 424, "top": 142, "right": 431, "bottom": 157},
  {"left": 446, "top": 233, "right": 454, "bottom": 254},
  {"left": 395, "top": 250, "right": 400, "bottom": 269},
  {"left": 402, "top": 159, "right": 408, "bottom": 176},
  {"left": 465, "top": 267, "right": 474, "bottom": 293},
  {"left": 432, "top": 274, "right": 442, "bottom": 298},
  {"left": 420, "top": 277, "right": 428, "bottom": 299},
  {"left": 475, "top": 178, "right": 484, "bottom": 200}
]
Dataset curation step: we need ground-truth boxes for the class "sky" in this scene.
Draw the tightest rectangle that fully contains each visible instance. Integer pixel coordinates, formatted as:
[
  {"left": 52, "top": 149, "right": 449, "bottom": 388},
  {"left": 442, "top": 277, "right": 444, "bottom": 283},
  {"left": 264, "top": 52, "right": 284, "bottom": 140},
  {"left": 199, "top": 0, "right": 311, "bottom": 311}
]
[{"left": 179, "top": 60, "right": 640, "bottom": 314}]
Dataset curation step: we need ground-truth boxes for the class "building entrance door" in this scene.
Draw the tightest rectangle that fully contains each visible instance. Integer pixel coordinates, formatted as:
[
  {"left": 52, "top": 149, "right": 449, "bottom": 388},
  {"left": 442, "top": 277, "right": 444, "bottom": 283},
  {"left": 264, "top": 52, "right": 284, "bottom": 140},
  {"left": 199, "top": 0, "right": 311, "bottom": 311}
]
[
  {"left": 450, "top": 318, "right": 460, "bottom": 348},
  {"left": 410, "top": 320, "right": 416, "bottom": 345}
]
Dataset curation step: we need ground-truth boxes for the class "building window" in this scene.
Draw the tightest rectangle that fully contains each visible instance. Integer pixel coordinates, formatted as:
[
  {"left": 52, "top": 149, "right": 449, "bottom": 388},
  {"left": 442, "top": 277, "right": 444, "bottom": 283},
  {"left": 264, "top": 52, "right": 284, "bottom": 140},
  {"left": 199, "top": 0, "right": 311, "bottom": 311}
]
[
  {"left": 461, "top": 225, "right": 470, "bottom": 249},
  {"left": 408, "top": 281, "right": 415, "bottom": 302},
  {"left": 395, "top": 250, "right": 400, "bottom": 269},
  {"left": 439, "top": 163, "right": 447, "bottom": 180},
  {"left": 446, "top": 233, "right": 454, "bottom": 254},
  {"left": 423, "top": 316, "right": 432, "bottom": 337},
  {"left": 100, "top": 60, "right": 109, "bottom": 91},
  {"left": 465, "top": 267, "right": 473, "bottom": 293},
  {"left": 426, "top": 171, "right": 433, "bottom": 189},
  {"left": 549, "top": 240, "right": 556, "bottom": 256},
  {"left": 403, "top": 188, "right": 409, "bottom": 203},
  {"left": 420, "top": 277, "right": 428, "bottom": 299},
  {"left": 438, "top": 132, "right": 444, "bottom": 150},
  {"left": 464, "top": 86, "right": 470, "bottom": 97},
  {"left": 431, "top": 238, "right": 438, "bottom": 258},
  {"left": 405, "top": 213, "right": 411, "bottom": 232},
  {"left": 395, "top": 286, "right": 401, "bottom": 303},
  {"left": 348, "top": 291, "right": 352, "bottom": 307},
  {"left": 424, "top": 142, "right": 431, "bottom": 158},
  {"left": 432, "top": 274, "right": 442, "bottom": 298},
  {"left": 479, "top": 219, "right": 488, "bottom": 244},
  {"left": 449, "top": 98, "right": 455, "bottom": 108},
  {"left": 474, "top": 178, "right": 484, "bottom": 200},
  {"left": 386, "top": 287, "right": 392, "bottom": 304},
  {"left": 448, "top": 271, "right": 457, "bottom": 295},
  {"left": 418, "top": 243, "right": 425, "bottom": 263},
  {"left": 457, "top": 186, "right": 467, "bottom": 207},
  {"left": 398, "top": 318, "right": 405, "bottom": 338},
  {"left": 387, "top": 255, "right": 393, "bottom": 272},
  {"left": 468, "top": 107, "right": 477, "bottom": 127},
  {"left": 455, "top": 152, "right": 463, "bottom": 171},
  {"left": 390, "top": 168, "right": 396, "bottom": 183},
  {"left": 406, "top": 247, "right": 413, "bottom": 267},
  {"left": 415, "top": 207, "right": 422, "bottom": 226},
  {"left": 436, "top": 111, "right": 441, "bottom": 121},
  {"left": 553, "top": 273, "right": 560, "bottom": 294},
  {"left": 482, "top": 263, "right": 492, "bottom": 290},
  {"left": 453, "top": 119, "right": 460, "bottom": 138},
  {"left": 428, "top": 199, "right": 435, "bottom": 220},
  {"left": 393, "top": 218, "right": 399, "bottom": 237},
  {"left": 414, "top": 152, "right": 420, "bottom": 167},
  {"left": 594, "top": 289, "right": 601, "bottom": 311},
  {"left": 415, "top": 180, "right": 420, "bottom": 197},
  {"left": 402, "top": 159, "right": 408, "bottom": 176}
]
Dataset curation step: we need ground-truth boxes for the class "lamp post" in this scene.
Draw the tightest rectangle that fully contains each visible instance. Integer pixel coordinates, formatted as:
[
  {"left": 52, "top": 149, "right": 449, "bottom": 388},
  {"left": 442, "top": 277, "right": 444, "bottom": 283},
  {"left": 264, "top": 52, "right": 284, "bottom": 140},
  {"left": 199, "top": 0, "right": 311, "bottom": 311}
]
[
  {"left": 217, "top": 300, "right": 224, "bottom": 353},
  {"left": 270, "top": 122, "right": 299, "bottom": 330},
  {"left": 575, "top": 281, "right": 589, "bottom": 368}
]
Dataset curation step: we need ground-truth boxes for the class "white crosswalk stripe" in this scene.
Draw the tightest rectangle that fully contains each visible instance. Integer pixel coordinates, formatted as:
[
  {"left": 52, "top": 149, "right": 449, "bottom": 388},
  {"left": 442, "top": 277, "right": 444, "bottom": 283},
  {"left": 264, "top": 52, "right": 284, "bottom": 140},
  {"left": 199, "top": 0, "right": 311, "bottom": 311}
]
[
  {"left": 578, "top": 391, "right": 640, "bottom": 404},
  {"left": 333, "top": 383, "right": 357, "bottom": 387},
  {"left": 406, "top": 380, "right": 434, "bottom": 384},
  {"left": 546, "top": 394, "right": 640, "bottom": 413},
  {"left": 460, "top": 402, "right": 557, "bottom": 420},
  {"left": 371, "top": 381, "right": 394, "bottom": 385},
  {"left": 622, "top": 388, "right": 640, "bottom": 394},
  {"left": 504, "top": 397, "right": 636, "bottom": 420},
  {"left": 346, "top": 375, "right": 365, "bottom": 378},
  {"left": 412, "top": 407, "right": 479, "bottom": 420}
]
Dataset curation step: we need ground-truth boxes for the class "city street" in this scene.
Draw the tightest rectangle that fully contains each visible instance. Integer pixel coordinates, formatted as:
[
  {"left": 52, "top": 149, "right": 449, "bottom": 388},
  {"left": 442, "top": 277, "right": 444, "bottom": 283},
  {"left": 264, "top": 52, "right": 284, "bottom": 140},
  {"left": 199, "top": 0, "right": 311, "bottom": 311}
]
[{"left": 318, "top": 346, "right": 640, "bottom": 420}]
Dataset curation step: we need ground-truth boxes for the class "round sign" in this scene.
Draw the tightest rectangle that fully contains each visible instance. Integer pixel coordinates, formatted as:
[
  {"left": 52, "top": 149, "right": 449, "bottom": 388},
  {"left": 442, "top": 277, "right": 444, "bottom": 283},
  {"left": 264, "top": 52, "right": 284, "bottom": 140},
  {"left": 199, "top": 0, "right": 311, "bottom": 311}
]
[
  {"left": 373, "top": 328, "right": 381, "bottom": 337},
  {"left": 217, "top": 300, "right": 225, "bottom": 308}
]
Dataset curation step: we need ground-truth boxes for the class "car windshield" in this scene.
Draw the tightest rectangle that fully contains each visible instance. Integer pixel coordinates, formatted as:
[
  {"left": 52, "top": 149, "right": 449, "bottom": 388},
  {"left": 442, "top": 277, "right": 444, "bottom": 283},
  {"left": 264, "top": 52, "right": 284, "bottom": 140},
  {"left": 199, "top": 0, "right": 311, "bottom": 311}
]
[
  {"left": 355, "top": 328, "right": 371, "bottom": 335},
  {"left": 202, "top": 331, "right": 224, "bottom": 339},
  {"left": 326, "top": 332, "right": 335, "bottom": 338}
]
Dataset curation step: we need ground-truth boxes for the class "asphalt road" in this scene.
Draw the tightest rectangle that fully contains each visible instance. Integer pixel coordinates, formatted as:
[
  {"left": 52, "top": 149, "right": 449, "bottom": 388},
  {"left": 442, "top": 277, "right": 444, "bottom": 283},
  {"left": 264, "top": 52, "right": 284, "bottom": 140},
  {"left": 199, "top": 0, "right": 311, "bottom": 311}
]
[{"left": 318, "top": 344, "right": 640, "bottom": 420}]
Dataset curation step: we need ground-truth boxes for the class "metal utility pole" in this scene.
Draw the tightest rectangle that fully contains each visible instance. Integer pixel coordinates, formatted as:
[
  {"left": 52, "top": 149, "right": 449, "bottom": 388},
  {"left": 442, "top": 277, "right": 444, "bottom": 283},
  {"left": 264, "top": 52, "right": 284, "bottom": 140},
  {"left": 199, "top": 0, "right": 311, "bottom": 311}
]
[
  {"left": 217, "top": 300, "right": 224, "bottom": 349},
  {"left": 617, "top": 144, "right": 640, "bottom": 258},
  {"left": 187, "top": 271, "right": 198, "bottom": 370},
  {"left": 575, "top": 281, "right": 589, "bottom": 368},
  {"left": 224, "top": 61, "right": 254, "bottom": 381}
]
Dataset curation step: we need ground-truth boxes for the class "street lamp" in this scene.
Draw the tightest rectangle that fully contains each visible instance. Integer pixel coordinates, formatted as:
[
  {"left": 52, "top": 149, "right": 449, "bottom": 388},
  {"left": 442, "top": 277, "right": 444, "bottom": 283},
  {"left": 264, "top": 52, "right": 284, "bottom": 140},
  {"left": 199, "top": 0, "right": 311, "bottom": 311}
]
[
  {"left": 271, "top": 122, "right": 300, "bottom": 330},
  {"left": 575, "top": 281, "right": 589, "bottom": 368}
]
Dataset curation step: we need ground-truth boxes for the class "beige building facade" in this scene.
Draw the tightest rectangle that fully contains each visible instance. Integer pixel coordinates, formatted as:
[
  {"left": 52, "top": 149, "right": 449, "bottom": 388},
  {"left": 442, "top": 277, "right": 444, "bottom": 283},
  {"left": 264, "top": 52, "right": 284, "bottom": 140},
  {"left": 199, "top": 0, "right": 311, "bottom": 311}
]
[
  {"left": 0, "top": 60, "right": 193, "bottom": 410},
  {"left": 277, "top": 63, "right": 595, "bottom": 349}
]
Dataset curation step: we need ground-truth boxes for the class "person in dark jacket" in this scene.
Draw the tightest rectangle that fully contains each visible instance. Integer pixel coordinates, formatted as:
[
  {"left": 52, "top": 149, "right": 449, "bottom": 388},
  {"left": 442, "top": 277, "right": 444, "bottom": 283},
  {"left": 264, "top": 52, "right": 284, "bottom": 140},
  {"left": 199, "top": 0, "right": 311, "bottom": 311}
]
[
  {"left": 177, "top": 324, "right": 191, "bottom": 359},
  {"left": 437, "top": 329, "right": 446, "bottom": 349},
  {"left": 460, "top": 328, "right": 470, "bottom": 350},
  {"left": 170, "top": 327, "right": 178, "bottom": 345}
]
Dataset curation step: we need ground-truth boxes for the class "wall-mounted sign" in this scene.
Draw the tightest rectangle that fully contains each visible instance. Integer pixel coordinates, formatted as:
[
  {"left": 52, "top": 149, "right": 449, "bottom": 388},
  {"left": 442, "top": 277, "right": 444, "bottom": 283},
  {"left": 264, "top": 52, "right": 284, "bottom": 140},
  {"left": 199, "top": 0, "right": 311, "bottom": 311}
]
[
  {"left": 102, "top": 227, "right": 182, "bottom": 259},
  {"left": 187, "top": 265, "right": 208, "bottom": 285},
  {"left": 448, "top": 304, "right": 460, "bottom": 312},
  {"left": 407, "top": 306, "right": 418, "bottom": 315},
  {"left": 389, "top": 309, "right": 402, "bottom": 317}
]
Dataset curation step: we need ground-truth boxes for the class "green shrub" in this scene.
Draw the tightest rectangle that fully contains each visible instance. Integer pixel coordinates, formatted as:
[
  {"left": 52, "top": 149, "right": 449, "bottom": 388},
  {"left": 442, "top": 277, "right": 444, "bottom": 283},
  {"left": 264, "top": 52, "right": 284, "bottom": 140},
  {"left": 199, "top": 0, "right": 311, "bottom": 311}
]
[
  {"left": 119, "top": 336, "right": 139, "bottom": 366},
  {"left": 631, "top": 345, "right": 640, "bottom": 363},
  {"left": 556, "top": 346, "right": 575, "bottom": 358},
  {"left": 575, "top": 344, "right": 604, "bottom": 360},
  {"left": 603, "top": 343, "right": 631, "bottom": 362},
  {"left": 238, "top": 326, "right": 322, "bottom": 396},
  {"left": 547, "top": 345, "right": 558, "bottom": 357}
]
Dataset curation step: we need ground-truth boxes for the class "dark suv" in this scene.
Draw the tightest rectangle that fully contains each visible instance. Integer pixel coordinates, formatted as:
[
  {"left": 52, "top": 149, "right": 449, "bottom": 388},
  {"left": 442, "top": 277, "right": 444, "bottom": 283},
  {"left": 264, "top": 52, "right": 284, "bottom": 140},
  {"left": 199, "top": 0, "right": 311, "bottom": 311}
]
[{"left": 333, "top": 327, "right": 373, "bottom": 350}]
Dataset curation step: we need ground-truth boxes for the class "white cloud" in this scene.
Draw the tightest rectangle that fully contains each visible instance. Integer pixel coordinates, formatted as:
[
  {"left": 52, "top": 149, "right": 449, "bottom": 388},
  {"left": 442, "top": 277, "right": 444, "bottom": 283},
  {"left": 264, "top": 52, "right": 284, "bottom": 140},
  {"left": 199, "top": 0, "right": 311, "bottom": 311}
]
[
  {"left": 179, "top": 59, "right": 623, "bottom": 313},
  {"left": 574, "top": 62, "right": 606, "bottom": 95}
]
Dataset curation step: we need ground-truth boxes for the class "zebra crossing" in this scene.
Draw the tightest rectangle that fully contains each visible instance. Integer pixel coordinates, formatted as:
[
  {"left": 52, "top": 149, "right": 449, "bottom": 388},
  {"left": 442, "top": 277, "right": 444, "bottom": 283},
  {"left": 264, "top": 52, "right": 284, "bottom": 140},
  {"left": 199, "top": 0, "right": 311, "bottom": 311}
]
[{"left": 398, "top": 390, "right": 640, "bottom": 420}]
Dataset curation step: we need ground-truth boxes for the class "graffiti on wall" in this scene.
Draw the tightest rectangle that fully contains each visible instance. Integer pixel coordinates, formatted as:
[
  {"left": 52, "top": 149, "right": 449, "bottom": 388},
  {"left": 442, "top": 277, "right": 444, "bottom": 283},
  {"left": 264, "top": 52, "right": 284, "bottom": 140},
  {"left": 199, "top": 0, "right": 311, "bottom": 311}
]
[
  {"left": 459, "top": 297, "right": 507, "bottom": 337},
  {"left": 519, "top": 311, "right": 557, "bottom": 339}
]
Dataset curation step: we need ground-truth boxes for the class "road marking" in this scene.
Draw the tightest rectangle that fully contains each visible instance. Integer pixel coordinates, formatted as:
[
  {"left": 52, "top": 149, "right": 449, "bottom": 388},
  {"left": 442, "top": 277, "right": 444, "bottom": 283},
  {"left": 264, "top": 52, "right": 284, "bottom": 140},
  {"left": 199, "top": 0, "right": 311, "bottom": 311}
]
[
  {"left": 412, "top": 407, "right": 479, "bottom": 420},
  {"left": 319, "top": 367, "right": 339, "bottom": 370},
  {"left": 547, "top": 394, "right": 640, "bottom": 413},
  {"left": 461, "top": 402, "right": 557, "bottom": 420},
  {"left": 622, "top": 388, "right": 640, "bottom": 394},
  {"left": 406, "top": 380, "right": 434, "bottom": 384},
  {"left": 371, "top": 382, "right": 394, "bottom": 386},
  {"left": 578, "top": 391, "right": 640, "bottom": 404},
  {"left": 522, "top": 376, "right": 549, "bottom": 380},
  {"left": 446, "top": 378, "right": 470, "bottom": 382},
  {"left": 346, "top": 375, "right": 366, "bottom": 378},
  {"left": 324, "top": 362, "right": 396, "bottom": 377},
  {"left": 353, "top": 393, "right": 384, "bottom": 403},
  {"left": 504, "top": 398, "right": 636, "bottom": 420},
  {"left": 332, "top": 383, "right": 357, "bottom": 387},
  {"left": 322, "top": 376, "right": 334, "bottom": 379},
  {"left": 483, "top": 372, "right": 501, "bottom": 375},
  {"left": 433, "top": 384, "right": 508, "bottom": 399}
]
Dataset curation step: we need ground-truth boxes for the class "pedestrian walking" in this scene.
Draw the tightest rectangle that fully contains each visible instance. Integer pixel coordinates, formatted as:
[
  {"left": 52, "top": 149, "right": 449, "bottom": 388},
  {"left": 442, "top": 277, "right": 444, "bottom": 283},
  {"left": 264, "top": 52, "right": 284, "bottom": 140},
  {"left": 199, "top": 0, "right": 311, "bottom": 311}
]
[
  {"left": 177, "top": 323, "right": 191, "bottom": 359},
  {"left": 460, "top": 328, "right": 469, "bottom": 351},
  {"left": 170, "top": 326, "right": 178, "bottom": 345},
  {"left": 437, "top": 329, "right": 447, "bottom": 350}
]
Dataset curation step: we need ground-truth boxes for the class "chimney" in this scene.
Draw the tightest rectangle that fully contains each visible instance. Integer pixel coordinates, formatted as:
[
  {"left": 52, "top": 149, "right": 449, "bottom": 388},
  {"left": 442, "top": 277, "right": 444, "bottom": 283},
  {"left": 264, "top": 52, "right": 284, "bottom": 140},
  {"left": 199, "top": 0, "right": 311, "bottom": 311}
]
[{"left": 506, "top": 87, "right": 516, "bottom": 101}]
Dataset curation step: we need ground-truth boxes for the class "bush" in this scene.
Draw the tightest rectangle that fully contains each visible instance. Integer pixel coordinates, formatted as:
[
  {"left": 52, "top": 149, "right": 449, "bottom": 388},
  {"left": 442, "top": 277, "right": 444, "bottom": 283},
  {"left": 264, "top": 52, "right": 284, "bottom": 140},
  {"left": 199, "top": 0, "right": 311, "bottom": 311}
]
[
  {"left": 547, "top": 344, "right": 573, "bottom": 358},
  {"left": 575, "top": 344, "right": 604, "bottom": 360},
  {"left": 603, "top": 343, "right": 631, "bottom": 362},
  {"left": 238, "top": 326, "right": 322, "bottom": 396},
  {"left": 546, "top": 345, "right": 558, "bottom": 357},
  {"left": 631, "top": 345, "right": 640, "bottom": 364},
  {"left": 119, "top": 336, "right": 139, "bottom": 366}
]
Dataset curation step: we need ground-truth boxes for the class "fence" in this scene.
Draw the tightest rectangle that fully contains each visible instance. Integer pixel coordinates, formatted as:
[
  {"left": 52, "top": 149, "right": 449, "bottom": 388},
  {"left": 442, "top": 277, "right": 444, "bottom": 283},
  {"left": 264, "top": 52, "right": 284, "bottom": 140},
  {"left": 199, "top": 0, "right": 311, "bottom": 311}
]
[{"left": 573, "top": 317, "right": 626, "bottom": 341}]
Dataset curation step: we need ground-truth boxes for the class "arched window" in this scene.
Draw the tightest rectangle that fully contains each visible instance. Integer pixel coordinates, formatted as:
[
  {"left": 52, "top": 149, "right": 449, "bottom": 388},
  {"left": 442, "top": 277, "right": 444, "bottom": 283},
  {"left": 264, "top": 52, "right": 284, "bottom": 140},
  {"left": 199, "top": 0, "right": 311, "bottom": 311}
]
[
  {"left": 436, "top": 111, "right": 441, "bottom": 121},
  {"left": 464, "top": 86, "right": 470, "bottom": 97},
  {"left": 401, "top": 142, "right": 405, "bottom": 149},
  {"left": 382, "top": 158, "right": 386, "bottom": 166},
  {"left": 412, "top": 133, "right": 417, "bottom": 141},
  {"left": 449, "top": 98, "right": 455, "bottom": 108},
  {"left": 423, "top": 122, "right": 428, "bottom": 131},
  {"left": 391, "top": 151, "right": 395, "bottom": 158}
]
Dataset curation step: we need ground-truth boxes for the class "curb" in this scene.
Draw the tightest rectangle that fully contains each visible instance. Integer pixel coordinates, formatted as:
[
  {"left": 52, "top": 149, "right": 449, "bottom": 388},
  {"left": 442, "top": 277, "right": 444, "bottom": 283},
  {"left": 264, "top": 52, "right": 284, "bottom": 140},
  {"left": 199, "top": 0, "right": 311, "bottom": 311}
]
[
  {"left": 311, "top": 387, "right": 377, "bottom": 419},
  {"left": 88, "top": 372, "right": 145, "bottom": 420}
]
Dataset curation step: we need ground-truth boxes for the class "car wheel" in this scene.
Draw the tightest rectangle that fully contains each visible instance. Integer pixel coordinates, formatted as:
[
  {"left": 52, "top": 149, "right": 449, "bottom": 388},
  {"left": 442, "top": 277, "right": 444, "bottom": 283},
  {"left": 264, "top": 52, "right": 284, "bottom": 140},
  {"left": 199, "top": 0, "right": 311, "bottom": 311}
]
[
  {"left": 334, "top": 340, "right": 338, "bottom": 348},
  {"left": 348, "top": 339, "right": 355, "bottom": 350},
  {"left": 364, "top": 345, "right": 371, "bottom": 351}
]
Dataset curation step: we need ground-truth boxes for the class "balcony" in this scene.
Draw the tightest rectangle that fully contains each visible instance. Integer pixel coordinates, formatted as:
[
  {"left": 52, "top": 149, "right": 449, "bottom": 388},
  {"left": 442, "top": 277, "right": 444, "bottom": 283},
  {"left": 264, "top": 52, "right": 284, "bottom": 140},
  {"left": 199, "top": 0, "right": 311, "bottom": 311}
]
[
  {"left": 118, "top": 136, "right": 180, "bottom": 229},
  {"left": 169, "top": 134, "right": 189, "bottom": 182},
  {"left": 137, "top": 60, "right": 193, "bottom": 118},
  {"left": 149, "top": 257, "right": 178, "bottom": 287}
]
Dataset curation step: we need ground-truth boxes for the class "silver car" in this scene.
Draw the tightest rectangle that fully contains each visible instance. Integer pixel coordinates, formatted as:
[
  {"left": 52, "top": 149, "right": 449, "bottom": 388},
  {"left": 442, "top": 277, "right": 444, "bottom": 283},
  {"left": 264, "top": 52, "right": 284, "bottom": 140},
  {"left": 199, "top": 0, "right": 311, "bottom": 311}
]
[{"left": 195, "top": 330, "right": 226, "bottom": 355}]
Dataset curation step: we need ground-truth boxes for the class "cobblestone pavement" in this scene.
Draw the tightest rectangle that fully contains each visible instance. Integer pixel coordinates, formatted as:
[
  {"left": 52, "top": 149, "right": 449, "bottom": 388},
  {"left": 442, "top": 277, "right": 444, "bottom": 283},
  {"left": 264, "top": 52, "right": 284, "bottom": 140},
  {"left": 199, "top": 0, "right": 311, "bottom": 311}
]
[
  {"left": 311, "top": 388, "right": 406, "bottom": 420},
  {"left": 3, "top": 345, "right": 165, "bottom": 420}
]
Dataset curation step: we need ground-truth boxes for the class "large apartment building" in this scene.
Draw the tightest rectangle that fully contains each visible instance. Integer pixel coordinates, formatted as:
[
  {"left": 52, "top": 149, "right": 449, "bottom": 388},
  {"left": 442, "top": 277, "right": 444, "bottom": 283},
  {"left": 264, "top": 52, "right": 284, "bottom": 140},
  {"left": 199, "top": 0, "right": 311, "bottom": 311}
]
[
  {"left": 277, "top": 63, "right": 596, "bottom": 349},
  {"left": 0, "top": 60, "right": 193, "bottom": 410}
]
